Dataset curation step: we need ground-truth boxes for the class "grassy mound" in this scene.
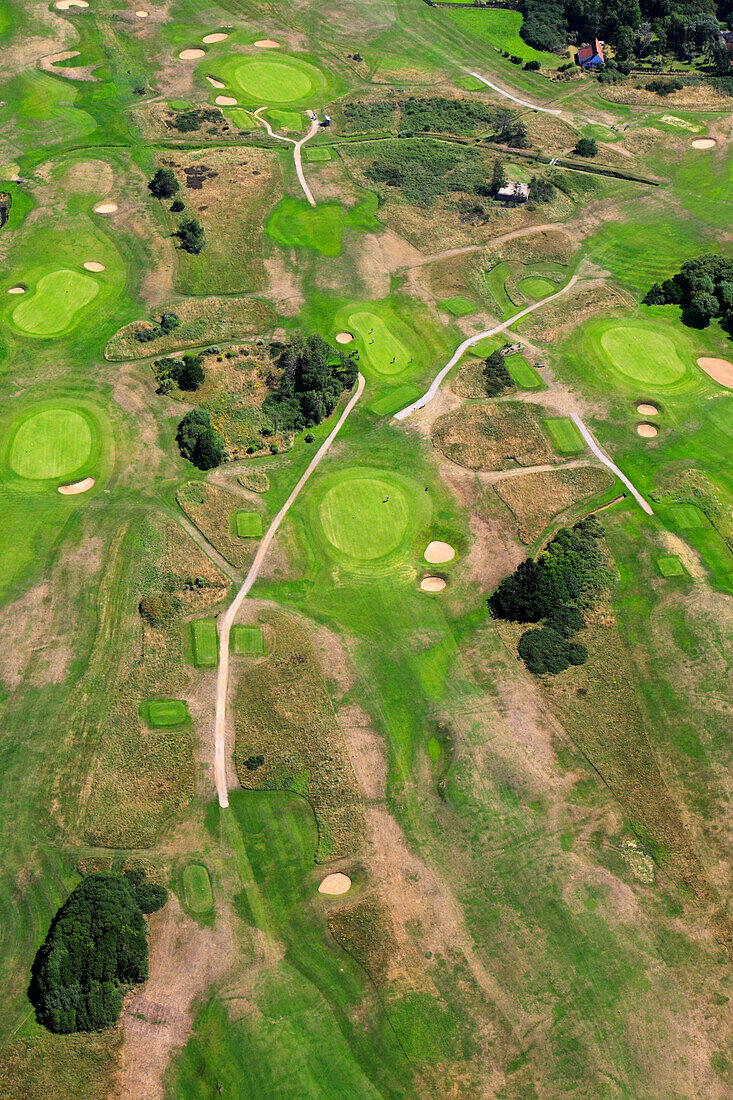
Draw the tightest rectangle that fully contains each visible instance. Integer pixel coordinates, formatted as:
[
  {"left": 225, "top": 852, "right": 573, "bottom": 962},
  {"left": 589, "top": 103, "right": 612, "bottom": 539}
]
[
  {"left": 145, "top": 699, "right": 190, "bottom": 728},
  {"left": 9, "top": 407, "right": 93, "bottom": 479}
]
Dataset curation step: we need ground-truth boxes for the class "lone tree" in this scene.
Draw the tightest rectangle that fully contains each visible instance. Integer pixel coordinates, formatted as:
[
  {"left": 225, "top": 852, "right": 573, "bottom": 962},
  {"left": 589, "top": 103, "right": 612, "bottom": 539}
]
[
  {"left": 176, "top": 217, "right": 205, "bottom": 254},
  {"left": 573, "top": 136, "right": 598, "bottom": 158},
  {"left": 177, "top": 408, "right": 225, "bottom": 469},
  {"left": 490, "top": 158, "right": 507, "bottom": 197},
  {"left": 148, "top": 167, "right": 179, "bottom": 200}
]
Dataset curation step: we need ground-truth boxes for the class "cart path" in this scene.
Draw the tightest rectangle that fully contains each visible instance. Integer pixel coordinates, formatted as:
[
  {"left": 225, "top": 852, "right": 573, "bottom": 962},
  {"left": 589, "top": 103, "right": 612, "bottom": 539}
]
[
  {"left": 394, "top": 275, "right": 579, "bottom": 419},
  {"left": 253, "top": 107, "right": 320, "bottom": 205},
  {"left": 570, "top": 413, "right": 654, "bottom": 514},
  {"left": 214, "top": 373, "right": 366, "bottom": 807},
  {"left": 467, "top": 71, "right": 563, "bottom": 115}
]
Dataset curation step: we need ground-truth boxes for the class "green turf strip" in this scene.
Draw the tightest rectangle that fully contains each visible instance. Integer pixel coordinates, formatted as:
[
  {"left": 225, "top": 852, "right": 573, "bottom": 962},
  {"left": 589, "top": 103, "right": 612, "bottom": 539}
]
[
  {"left": 543, "top": 417, "right": 586, "bottom": 454},
  {"left": 669, "top": 504, "right": 706, "bottom": 530},
  {"left": 519, "top": 276, "right": 556, "bottom": 300},
  {"left": 441, "top": 296, "right": 476, "bottom": 317},
  {"left": 10, "top": 408, "right": 92, "bottom": 479},
  {"left": 303, "top": 146, "right": 332, "bottom": 162},
  {"left": 319, "top": 477, "right": 410, "bottom": 560},
  {"left": 191, "top": 619, "right": 219, "bottom": 667},
  {"left": 11, "top": 269, "right": 100, "bottom": 337},
  {"left": 657, "top": 555, "right": 686, "bottom": 577},
  {"left": 232, "top": 624, "right": 265, "bottom": 655},
  {"left": 147, "top": 699, "right": 190, "bottom": 727},
  {"left": 235, "top": 511, "right": 263, "bottom": 537},
  {"left": 504, "top": 353, "right": 543, "bottom": 390},
  {"left": 182, "top": 863, "right": 214, "bottom": 913},
  {"left": 368, "top": 383, "right": 421, "bottom": 416}
]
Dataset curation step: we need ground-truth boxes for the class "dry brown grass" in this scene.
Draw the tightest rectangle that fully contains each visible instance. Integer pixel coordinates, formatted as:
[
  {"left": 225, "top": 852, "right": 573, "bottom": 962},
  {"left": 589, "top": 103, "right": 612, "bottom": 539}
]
[
  {"left": 105, "top": 297, "right": 276, "bottom": 360},
  {"left": 599, "top": 81, "right": 732, "bottom": 110},
  {"left": 0, "top": 1031, "right": 120, "bottom": 1100},
  {"left": 432, "top": 401, "right": 557, "bottom": 471},
  {"left": 451, "top": 356, "right": 490, "bottom": 398},
  {"left": 234, "top": 614, "right": 364, "bottom": 861},
  {"left": 523, "top": 111, "right": 579, "bottom": 154},
  {"left": 328, "top": 900, "right": 397, "bottom": 982},
  {"left": 176, "top": 482, "right": 259, "bottom": 569},
  {"left": 519, "top": 281, "right": 635, "bottom": 342},
  {"left": 493, "top": 466, "right": 614, "bottom": 543},
  {"left": 493, "top": 226, "right": 575, "bottom": 265},
  {"left": 237, "top": 467, "right": 270, "bottom": 493}
]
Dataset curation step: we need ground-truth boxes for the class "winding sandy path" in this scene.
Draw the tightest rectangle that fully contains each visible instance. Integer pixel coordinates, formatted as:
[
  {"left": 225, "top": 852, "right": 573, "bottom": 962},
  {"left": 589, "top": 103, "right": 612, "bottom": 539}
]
[
  {"left": 569, "top": 414, "right": 653, "bottom": 514},
  {"left": 394, "top": 276, "right": 578, "bottom": 420},
  {"left": 214, "top": 373, "right": 366, "bottom": 807},
  {"left": 467, "top": 71, "right": 562, "bottom": 116},
  {"left": 398, "top": 224, "right": 569, "bottom": 271},
  {"left": 253, "top": 107, "right": 320, "bottom": 206}
]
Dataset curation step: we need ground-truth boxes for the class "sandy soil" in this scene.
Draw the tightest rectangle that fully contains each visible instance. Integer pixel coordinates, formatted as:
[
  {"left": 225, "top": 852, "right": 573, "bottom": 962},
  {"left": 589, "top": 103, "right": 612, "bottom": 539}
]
[
  {"left": 691, "top": 138, "right": 716, "bottom": 149},
  {"left": 203, "top": 32, "right": 228, "bottom": 43},
  {"left": 215, "top": 95, "right": 237, "bottom": 106},
  {"left": 424, "top": 541, "right": 455, "bottom": 564},
  {"left": 420, "top": 576, "right": 446, "bottom": 592},
  {"left": 335, "top": 332, "right": 353, "bottom": 344},
  {"left": 179, "top": 48, "right": 204, "bottom": 59},
  {"left": 83, "top": 261, "right": 105, "bottom": 272},
  {"left": 7, "top": 286, "right": 25, "bottom": 294},
  {"left": 206, "top": 76, "right": 225, "bottom": 88},
  {"left": 637, "top": 423, "right": 658, "bottom": 438},
  {"left": 697, "top": 356, "right": 733, "bottom": 387},
  {"left": 636, "top": 402, "right": 658, "bottom": 415},
  {"left": 254, "top": 39, "right": 280, "bottom": 48},
  {"left": 318, "top": 872, "right": 352, "bottom": 895},
  {"left": 58, "top": 477, "right": 95, "bottom": 494},
  {"left": 94, "top": 201, "right": 118, "bottom": 214},
  {"left": 135, "top": 10, "right": 148, "bottom": 16},
  {"left": 55, "top": 0, "right": 88, "bottom": 7}
]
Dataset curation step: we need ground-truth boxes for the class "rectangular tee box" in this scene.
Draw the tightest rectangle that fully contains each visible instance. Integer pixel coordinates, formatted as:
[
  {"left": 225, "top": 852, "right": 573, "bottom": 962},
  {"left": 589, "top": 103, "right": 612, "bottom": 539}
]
[
  {"left": 235, "top": 511, "right": 263, "bottom": 538},
  {"left": 191, "top": 619, "right": 219, "bottom": 667},
  {"left": 232, "top": 624, "right": 265, "bottom": 655},
  {"left": 542, "top": 416, "right": 585, "bottom": 454},
  {"left": 656, "top": 554, "right": 685, "bottom": 577}
]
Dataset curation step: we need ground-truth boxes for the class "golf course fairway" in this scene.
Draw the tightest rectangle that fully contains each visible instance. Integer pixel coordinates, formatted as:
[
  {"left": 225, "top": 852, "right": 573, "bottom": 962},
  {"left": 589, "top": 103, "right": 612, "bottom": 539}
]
[
  {"left": 9, "top": 407, "right": 93, "bottom": 479},
  {"left": 11, "top": 269, "right": 100, "bottom": 337}
]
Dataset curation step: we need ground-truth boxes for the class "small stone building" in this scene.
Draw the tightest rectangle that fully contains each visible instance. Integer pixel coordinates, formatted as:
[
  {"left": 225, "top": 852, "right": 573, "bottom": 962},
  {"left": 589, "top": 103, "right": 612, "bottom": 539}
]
[{"left": 497, "top": 181, "right": 529, "bottom": 204}]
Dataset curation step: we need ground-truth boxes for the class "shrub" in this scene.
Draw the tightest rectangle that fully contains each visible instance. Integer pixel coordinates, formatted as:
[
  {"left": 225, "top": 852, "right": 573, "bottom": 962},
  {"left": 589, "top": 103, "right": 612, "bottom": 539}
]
[
  {"left": 304, "top": 432, "right": 315, "bottom": 443},
  {"left": 524, "top": 60, "right": 541, "bottom": 70},
  {"left": 148, "top": 168, "right": 179, "bottom": 200},
  {"left": 123, "top": 869, "right": 168, "bottom": 914},
  {"left": 176, "top": 218, "right": 205, "bottom": 255},
  {"left": 244, "top": 754, "right": 265, "bottom": 771},
  {"left": 573, "top": 136, "right": 598, "bottom": 158},
  {"left": 170, "top": 199, "right": 184, "bottom": 213},
  {"left": 177, "top": 354, "right": 205, "bottom": 391},
  {"left": 139, "top": 593, "right": 178, "bottom": 626},
  {"left": 518, "top": 626, "right": 572, "bottom": 674},
  {"left": 176, "top": 409, "right": 225, "bottom": 469},
  {"left": 529, "top": 175, "right": 554, "bottom": 203},
  {"left": 546, "top": 603, "right": 584, "bottom": 637}
]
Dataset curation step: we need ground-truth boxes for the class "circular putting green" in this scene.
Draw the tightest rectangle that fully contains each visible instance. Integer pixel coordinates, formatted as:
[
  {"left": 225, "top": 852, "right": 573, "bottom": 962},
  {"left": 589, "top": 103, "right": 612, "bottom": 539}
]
[
  {"left": 319, "top": 476, "right": 410, "bottom": 560},
  {"left": 224, "top": 55, "right": 323, "bottom": 105},
  {"left": 10, "top": 408, "right": 93, "bottom": 479},
  {"left": 11, "top": 268, "right": 101, "bottom": 337},
  {"left": 599, "top": 323, "right": 690, "bottom": 387},
  {"left": 346, "top": 311, "right": 412, "bottom": 376}
]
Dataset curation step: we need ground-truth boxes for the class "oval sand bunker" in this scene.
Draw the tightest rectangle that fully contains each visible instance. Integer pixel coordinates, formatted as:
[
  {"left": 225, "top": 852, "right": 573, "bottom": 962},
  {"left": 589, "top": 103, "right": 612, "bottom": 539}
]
[
  {"left": 135, "top": 10, "right": 148, "bottom": 16},
  {"left": 215, "top": 95, "right": 237, "bottom": 106},
  {"left": 424, "top": 540, "right": 455, "bottom": 564},
  {"left": 206, "top": 76, "right": 225, "bottom": 88},
  {"left": 421, "top": 576, "right": 446, "bottom": 592},
  {"left": 58, "top": 477, "right": 95, "bottom": 495},
  {"left": 203, "top": 32, "right": 228, "bottom": 43},
  {"left": 636, "top": 402, "right": 658, "bottom": 416},
  {"left": 335, "top": 332, "right": 353, "bottom": 344},
  {"left": 318, "top": 873, "right": 351, "bottom": 896},
  {"left": 7, "top": 286, "right": 26, "bottom": 295},
  {"left": 179, "top": 48, "right": 205, "bottom": 59},
  {"left": 637, "top": 422, "right": 658, "bottom": 438},
  {"left": 691, "top": 138, "right": 716, "bottom": 149},
  {"left": 55, "top": 0, "right": 89, "bottom": 8},
  {"left": 254, "top": 39, "right": 281, "bottom": 48},
  {"left": 93, "top": 202, "right": 118, "bottom": 214},
  {"left": 83, "top": 261, "right": 105, "bottom": 272},
  {"left": 697, "top": 356, "right": 733, "bottom": 388}
]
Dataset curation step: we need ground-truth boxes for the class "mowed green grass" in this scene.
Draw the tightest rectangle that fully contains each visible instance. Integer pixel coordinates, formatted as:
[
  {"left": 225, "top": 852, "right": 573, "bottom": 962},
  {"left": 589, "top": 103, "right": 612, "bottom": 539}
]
[
  {"left": 543, "top": 417, "right": 586, "bottom": 454},
  {"left": 217, "top": 54, "right": 326, "bottom": 105},
  {"left": 505, "top": 353, "right": 543, "bottom": 390},
  {"left": 346, "top": 311, "right": 411, "bottom": 375},
  {"left": 191, "top": 619, "right": 219, "bottom": 667},
  {"left": 657, "top": 554, "right": 686, "bottom": 577},
  {"left": 235, "top": 511, "right": 263, "bottom": 537},
  {"left": 266, "top": 197, "right": 378, "bottom": 256},
  {"left": 668, "top": 503, "right": 706, "bottom": 530},
  {"left": 232, "top": 624, "right": 265, "bottom": 655},
  {"left": 600, "top": 323, "right": 690, "bottom": 387},
  {"left": 11, "top": 269, "right": 100, "bottom": 337},
  {"left": 146, "top": 699, "right": 190, "bottom": 727},
  {"left": 182, "top": 863, "right": 214, "bottom": 913},
  {"left": 9, "top": 408, "right": 92, "bottom": 479},
  {"left": 441, "top": 296, "right": 476, "bottom": 317},
  {"left": 519, "top": 276, "right": 557, "bottom": 300},
  {"left": 319, "top": 475, "right": 410, "bottom": 560}
]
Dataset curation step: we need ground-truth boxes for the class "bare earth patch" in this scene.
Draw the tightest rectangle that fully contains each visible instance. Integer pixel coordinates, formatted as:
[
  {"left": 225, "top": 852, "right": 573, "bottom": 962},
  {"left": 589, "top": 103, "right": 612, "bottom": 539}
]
[
  {"left": 58, "top": 476, "right": 95, "bottom": 494},
  {"left": 696, "top": 356, "right": 733, "bottom": 388},
  {"left": 424, "top": 541, "right": 455, "bottom": 564},
  {"left": 318, "top": 872, "right": 352, "bottom": 895},
  {"left": 637, "top": 422, "right": 658, "bottom": 438}
]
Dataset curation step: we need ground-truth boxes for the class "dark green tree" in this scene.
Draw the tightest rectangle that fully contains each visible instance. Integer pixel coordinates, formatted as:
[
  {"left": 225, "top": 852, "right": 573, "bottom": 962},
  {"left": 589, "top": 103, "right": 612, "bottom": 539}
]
[
  {"left": 176, "top": 218, "right": 205, "bottom": 255},
  {"left": 148, "top": 168, "right": 179, "bottom": 200},
  {"left": 177, "top": 409, "right": 225, "bottom": 469},
  {"left": 490, "top": 158, "right": 507, "bottom": 196},
  {"left": 483, "top": 350, "right": 514, "bottom": 396},
  {"left": 573, "top": 136, "right": 598, "bottom": 158}
]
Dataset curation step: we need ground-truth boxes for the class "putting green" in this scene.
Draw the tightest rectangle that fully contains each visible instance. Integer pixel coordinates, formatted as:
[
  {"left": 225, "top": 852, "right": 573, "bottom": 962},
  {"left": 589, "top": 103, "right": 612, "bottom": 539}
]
[
  {"left": 347, "top": 311, "right": 411, "bottom": 376},
  {"left": 10, "top": 408, "right": 92, "bottom": 479},
  {"left": 11, "top": 268, "right": 100, "bottom": 337},
  {"left": 147, "top": 699, "right": 190, "bottom": 727},
  {"left": 224, "top": 55, "right": 322, "bottom": 105},
  {"left": 319, "top": 476, "right": 409, "bottom": 560},
  {"left": 599, "top": 324, "right": 689, "bottom": 387}
]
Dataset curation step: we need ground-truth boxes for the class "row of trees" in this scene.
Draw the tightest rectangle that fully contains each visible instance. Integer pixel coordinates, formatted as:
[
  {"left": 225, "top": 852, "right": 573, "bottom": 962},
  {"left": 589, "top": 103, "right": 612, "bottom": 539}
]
[
  {"left": 644, "top": 253, "right": 733, "bottom": 330},
  {"left": 29, "top": 872, "right": 167, "bottom": 1034},
  {"left": 489, "top": 517, "right": 611, "bottom": 674},
  {"left": 148, "top": 169, "right": 205, "bottom": 254}
]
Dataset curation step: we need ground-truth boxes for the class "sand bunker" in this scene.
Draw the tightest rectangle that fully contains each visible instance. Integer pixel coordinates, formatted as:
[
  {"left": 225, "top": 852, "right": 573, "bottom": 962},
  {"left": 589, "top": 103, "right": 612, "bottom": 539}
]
[
  {"left": 206, "top": 76, "right": 225, "bottom": 88},
  {"left": 58, "top": 477, "right": 95, "bottom": 495},
  {"left": 636, "top": 402, "right": 658, "bottom": 416},
  {"left": 254, "top": 39, "right": 280, "bottom": 48},
  {"left": 93, "top": 202, "right": 118, "bottom": 214},
  {"left": 179, "top": 48, "right": 205, "bottom": 60},
  {"left": 318, "top": 873, "right": 351, "bottom": 896},
  {"left": 424, "top": 541, "right": 455, "bottom": 564},
  {"left": 697, "top": 356, "right": 733, "bottom": 388},
  {"left": 691, "top": 138, "right": 716, "bottom": 149},
  {"left": 83, "top": 261, "right": 105, "bottom": 272},
  {"left": 421, "top": 576, "right": 446, "bottom": 592},
  {"left": 335, "top": 332, "right": 353, "bottom": 344},
  {"left": 203, "top": 32, "right": 228, "bottom": 43},
  {"left": 135, "top": 9, "right": 148, "bottom": 16},
  {"left": 55, "top": 0, "right": 89, "bottom": 8},
  {"left": 7, "top": 286, "right": 26, "bottom": 295},
  {"left": 637, "top": 422, "right": 658, "bottom": 438},
  {"left": 215, "top": 95, "right": 237, "bottom": 106}
]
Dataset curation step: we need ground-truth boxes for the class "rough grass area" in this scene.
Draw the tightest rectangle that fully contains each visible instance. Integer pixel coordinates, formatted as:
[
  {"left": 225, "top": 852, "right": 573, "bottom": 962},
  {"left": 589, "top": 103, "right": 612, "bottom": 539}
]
[
  {"left": 191, "top": 619, "right": 218, "bottom": 668},
  {"left": 519, "top": 283, "right": 634, "bottom": 343},
  {"left": 0, "top": 1030, "right": 120, "bottom": 1100},
  {"left": 234, "top": 615, "right": 364, "bottom": 861},
  {"left": 543, "top": 417, "right": 586, "bottom": 454},
  {"left": 182, "top": 863, "right": 214, "bottom": 913},
  {"left": 432, "top": 401, "right": 558, "bottom": 470},
  {"left": 493, "top": 466, "right": 613, "bottom": 543},
  {"left": 235, "top": 511, "right": 263, "bottom": 538},
  {"left": 177, "top": 482, "right": 255, "bottom": 568},
  {"left": 105, "top": 297, "right": 275, "bottom": 360}
]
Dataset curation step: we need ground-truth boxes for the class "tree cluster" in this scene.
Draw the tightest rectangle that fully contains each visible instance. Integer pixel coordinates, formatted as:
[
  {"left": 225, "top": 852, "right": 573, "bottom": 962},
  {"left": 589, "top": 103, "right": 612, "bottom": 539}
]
[
  {"left": 134, "top": 311, "right": 180, "bottom": 345},
  {"left": 177, "top": 409, "right": 225, "bottom": 469},
  {"left": 483, "top": 350, "right": 515, "bottom": 396},
  {"left": 643, "top": 253, "right": 733, "bottom": 330},
  {"left": 29, "top": 872, "right": 167, "bottom": 1034},
  {"left": 176, "top": 218, "right": 205, "bottom": 255},
  {"left": 153, "top": 352, "right": 205, "bottom": 394},
  {"left": 491, "top": 108, "right": 529, "bottom": 148},
  {"left": 573, "top": 136, "right": 598, "bottom": 157},
  {"left": 168, "top": 107, "right": 221, "bottom": 133},
  {"left": 489, "top": 517, "right": 610, "bottom": 675},
  {"left": 263, "top": 334, "right": 357, "bottom": 432}
]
